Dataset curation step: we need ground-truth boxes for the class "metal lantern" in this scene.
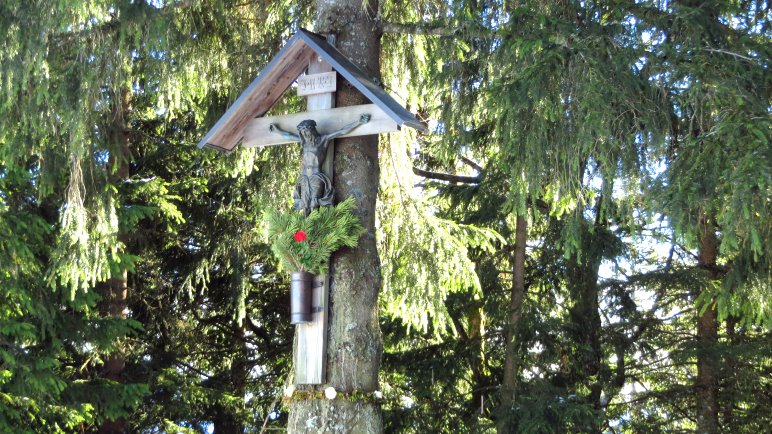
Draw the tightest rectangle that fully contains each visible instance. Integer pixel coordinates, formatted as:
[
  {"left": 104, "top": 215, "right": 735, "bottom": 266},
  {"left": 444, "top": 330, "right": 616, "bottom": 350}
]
[{"left": 290, "top": 271, "right": 314, "bottom": 324}]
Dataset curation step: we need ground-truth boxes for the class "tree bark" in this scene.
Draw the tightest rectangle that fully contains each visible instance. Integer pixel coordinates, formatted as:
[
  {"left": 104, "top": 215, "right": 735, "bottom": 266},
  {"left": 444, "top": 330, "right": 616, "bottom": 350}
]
[
  {"left": 722, "top": 315, "right": 736, "bottom": 428},
  {"left": 380, "top": 20, "right": 494, "bottom": 38},
  {"left": 213, "top": 324, "right": 248, "bottom": 434},
  {"left": 467, "top": 304, "right": 488, "bottom": 418},
  {"left": 412, "top": 166, "right": 481, "bottom": 184},
  {"left": 696, "top": 219, "right": 720, "bottom": 434},
  {"left": 97, "top": 89, "right": 131, "bottom": 434},
  {"left": 565, "top": 214, "right": 605, "bottom": 434},
  {"left": 496, "top": 213, "right": 527, "bottom": 434},
  {"left": 287, "top": 1, "right": 383, "bottom": 432}
]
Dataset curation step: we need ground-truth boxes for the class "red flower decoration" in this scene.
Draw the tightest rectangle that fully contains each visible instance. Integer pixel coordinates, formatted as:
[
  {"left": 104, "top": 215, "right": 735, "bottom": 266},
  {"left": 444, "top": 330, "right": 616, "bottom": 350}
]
[{"left": 293, "top": 230, "right": 307, "bottom": 242}]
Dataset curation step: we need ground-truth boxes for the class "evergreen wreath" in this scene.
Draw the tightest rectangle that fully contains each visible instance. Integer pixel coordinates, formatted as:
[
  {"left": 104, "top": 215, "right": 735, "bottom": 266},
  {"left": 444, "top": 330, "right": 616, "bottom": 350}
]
[{"left": 264, "top": 196, "right": 364, "bottom": 275}]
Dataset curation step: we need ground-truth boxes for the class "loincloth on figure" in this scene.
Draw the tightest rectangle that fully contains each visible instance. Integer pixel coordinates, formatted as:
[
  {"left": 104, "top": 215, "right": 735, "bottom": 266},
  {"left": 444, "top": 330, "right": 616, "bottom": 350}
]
[{"left": 294, "top": 171, "right": 334, "bottom": 215}]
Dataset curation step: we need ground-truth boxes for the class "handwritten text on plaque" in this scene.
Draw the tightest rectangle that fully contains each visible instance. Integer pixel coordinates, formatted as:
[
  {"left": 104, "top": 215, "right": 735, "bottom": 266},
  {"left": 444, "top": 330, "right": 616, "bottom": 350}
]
[{"left": 297, "top": 72, "right": 337, "bottom": 97}]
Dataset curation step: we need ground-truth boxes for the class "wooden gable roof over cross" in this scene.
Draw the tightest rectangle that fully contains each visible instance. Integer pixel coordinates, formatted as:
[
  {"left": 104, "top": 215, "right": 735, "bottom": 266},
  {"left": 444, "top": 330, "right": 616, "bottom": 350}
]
[{"left": 198, "top": 28, "right": 427, "bottom": 153}]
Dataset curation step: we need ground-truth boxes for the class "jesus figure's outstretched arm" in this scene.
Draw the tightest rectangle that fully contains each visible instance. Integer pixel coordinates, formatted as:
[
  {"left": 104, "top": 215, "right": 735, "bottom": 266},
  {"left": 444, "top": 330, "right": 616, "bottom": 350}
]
[
  {"left": 321, "top": 114, "right": 370, "bottom": 142},
  {"left": 269, "top": 123, "right": 300, "bottom": 141}
]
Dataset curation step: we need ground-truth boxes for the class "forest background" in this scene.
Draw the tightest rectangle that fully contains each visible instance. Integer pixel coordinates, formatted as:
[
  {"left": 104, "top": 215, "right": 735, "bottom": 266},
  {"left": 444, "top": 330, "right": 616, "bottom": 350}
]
[{"left": 0, "top": 0, "right": 769, "bottom": 433}]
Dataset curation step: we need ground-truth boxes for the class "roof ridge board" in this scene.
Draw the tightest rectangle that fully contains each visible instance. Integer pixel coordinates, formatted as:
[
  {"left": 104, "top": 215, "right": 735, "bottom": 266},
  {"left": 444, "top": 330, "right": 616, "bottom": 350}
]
[
  {"left": 199, "top": 29, "right": 428, "bottom": 151},
  {"left": 297, "top": 28, "right": 427, "bottom": 133},
  {"left": 197, "top": 32, "right": 308, "bottom": 149}
]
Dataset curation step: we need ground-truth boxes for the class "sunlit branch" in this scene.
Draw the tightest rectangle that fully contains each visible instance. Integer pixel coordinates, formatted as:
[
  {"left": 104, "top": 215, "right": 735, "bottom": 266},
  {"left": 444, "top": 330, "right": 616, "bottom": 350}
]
[
  {"left": 412, "top": 167, "right": 481, "bottom": 184},
  {"left": 459, "top": 155, "right": 483, "bottom": 172},
  {"left": 702, "top": 47, "right": 757, "bottom": 62},
  {"left": 380, "top": 21, "right": 495, "bottom": 39}
]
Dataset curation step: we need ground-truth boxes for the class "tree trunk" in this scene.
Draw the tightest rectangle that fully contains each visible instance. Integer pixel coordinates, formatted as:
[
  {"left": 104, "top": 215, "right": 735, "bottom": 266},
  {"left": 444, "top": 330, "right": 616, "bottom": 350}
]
[
  {"left": 213, "top": 324, "right": 248, "bottom": 434},
  {"left": 97, "top": 89, "right": 131, "bottom": 434},
  {"left": 722, "top": 316, "right": 736, "bottom": 428},
  {"left": 496, "top": 213, "right": 528, "bottom": 434},
  {"left": 287, "top": 1, "right": 383, "bottom": 432},
  {"left": 467, "top": 304, "right": 488, "bottom": 419},
  {"left": 567, "top": 255, "right": 603, "bottom": 400},
  {"left": 696, "top": 220, "right": 720, "bottom": 434},
  {"left": 565, "top": 214, "right": 605, "bottom": 434}
]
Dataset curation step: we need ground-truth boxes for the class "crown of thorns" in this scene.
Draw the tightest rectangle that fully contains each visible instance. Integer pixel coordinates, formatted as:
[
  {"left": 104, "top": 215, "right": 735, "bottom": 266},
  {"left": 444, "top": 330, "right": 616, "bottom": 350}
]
[{"left": 297, "top": 120, "right": 317, "bottom": 130}]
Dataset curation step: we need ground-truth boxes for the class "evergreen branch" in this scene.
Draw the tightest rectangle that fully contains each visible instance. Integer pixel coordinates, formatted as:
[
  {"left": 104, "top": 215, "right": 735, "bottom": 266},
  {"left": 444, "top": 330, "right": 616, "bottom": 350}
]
[
  {"left": 260, "top": 392, "right": 283, "bottom": 434},
  {"left": 50, "top": 20, "right": 119, "bottom": 47},
  {"left": 412, "top": 167, "right": 481, "bottom": 184},
  {"left": 264, "top": 197, "right": 363, "bottom": 274},
  {"left": 459, "top": 156, "right": 483, "bottom": 172},
  {"left": 173, "top": 360, "right": 213, "bottom": 379},
  {"left": 701, "top": 48, "right": 757, "bottom": 62},
  {"left": 49, "top": 1, "right": 195, "bottom": 47},
  {"left": 245, "top": 316, "right": 273, "bottom": 344},
  {"left": 380, "top": 21, "right": 495, "bottom": 39}
]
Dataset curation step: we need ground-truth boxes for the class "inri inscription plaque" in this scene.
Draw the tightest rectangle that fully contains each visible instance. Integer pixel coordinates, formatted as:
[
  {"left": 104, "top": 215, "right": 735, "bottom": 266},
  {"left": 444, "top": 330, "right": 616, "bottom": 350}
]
[{"left": 296, "top": 71, "right": 337, "bottom": 97}]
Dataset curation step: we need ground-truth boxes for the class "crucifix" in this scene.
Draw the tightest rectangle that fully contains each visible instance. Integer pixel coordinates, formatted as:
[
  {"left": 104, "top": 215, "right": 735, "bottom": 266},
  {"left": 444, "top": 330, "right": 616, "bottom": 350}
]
[
  {"left": 269, "top": 114, "right": 370, "bottom": 216},
  {"left": 258, "top": 49, "right": 384, "bottom": 385},
  {"left": 288, "top": 52, "right": 339, "bottom": 385},
  {"left": 196, "top": 28, "right": 427, "bottom": 385}
]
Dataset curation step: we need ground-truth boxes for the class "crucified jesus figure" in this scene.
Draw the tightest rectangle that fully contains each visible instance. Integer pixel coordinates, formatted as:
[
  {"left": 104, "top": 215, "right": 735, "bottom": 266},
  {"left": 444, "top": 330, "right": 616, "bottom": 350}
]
[{"left": 270, "top": 114, "right": 371, "bottom": 216}]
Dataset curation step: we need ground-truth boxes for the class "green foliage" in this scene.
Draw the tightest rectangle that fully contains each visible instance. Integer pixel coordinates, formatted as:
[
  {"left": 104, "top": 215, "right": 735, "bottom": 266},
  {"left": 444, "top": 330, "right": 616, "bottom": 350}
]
[
  {"left": 381, "top": 0, "right": 770, "bottom": 433},
  {"left": 264, "top": 197, "right": 364, "bottom": 274},
  {"left": 379, "top": 195, "right": 502, "bottom": 337},
  {"left": 0, "top": 0, "right": 769, "bottom": 433},
  {"left": 376, "top": 124, "right": 504, "bottom": 338},
  {"left": 649, "top": 0, "right": 772, "bottom": 326},
  {"left": 0, "top": 0, "right": 308, "bottom": 431}
]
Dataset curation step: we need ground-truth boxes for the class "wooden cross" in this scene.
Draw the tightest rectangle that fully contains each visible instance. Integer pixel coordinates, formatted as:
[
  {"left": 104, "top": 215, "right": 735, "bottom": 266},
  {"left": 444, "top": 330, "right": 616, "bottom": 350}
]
[
  {"left": 196, "top": 28, "right": 428, "bottom": 385},
  {"left": 281, "top": 51, "right": 389, "bottom": 384},
  {"left": 249, "top": 58, "right": 397, "bottom": 385},
  {"left": 293, "top": 54, "right": 336, "bottom": 385}
]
